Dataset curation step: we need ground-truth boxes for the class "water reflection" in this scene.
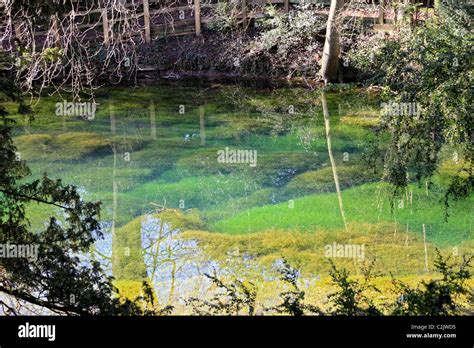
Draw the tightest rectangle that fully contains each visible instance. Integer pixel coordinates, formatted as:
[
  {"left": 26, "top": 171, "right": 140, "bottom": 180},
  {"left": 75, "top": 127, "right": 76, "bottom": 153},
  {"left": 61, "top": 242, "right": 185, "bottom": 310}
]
[
  {"left": 321, "top": 91, "right": 348, "bottom": 231},
  {"left": 141, "top": 214, "right": 208, "bottom": 305},
  {"left": 14, "top": 83, "right": 472, "bottom": 311}
]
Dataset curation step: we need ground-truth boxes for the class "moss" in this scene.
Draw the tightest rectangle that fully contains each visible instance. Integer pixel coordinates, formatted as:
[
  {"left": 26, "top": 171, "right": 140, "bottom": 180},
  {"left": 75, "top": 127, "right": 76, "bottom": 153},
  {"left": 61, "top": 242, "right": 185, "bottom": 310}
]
[
  {"left": 157, "top": 208, "right": 205, "bottom": 230},
  {"left": 283, "top": 164, "right": 380, "bottom": 195},
  {"left": 182, "top": 222, "right": 473, "bottom": 277},
  {"left": 113, "top": 216, "right": 148, "bottom": 281},
  {"left": 14, "top": 132, "right": 111, "bottom": 161},
  {"left": 339, "top": 115, "right": 379, "bottom": 127},
  {"left": 114, "top": 279, "right": 158, "bottom": 308},
  {"left": 114, "top": 280, "right": 144, "bottom": 302},
  {"left": 13, "top": 133, "right": 52, "bottom": 155}
]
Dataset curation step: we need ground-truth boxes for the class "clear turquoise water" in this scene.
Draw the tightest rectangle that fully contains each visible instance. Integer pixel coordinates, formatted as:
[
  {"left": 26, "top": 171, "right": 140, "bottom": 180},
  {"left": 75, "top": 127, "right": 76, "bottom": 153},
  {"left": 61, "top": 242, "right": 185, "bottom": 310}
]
[
  {"left": 12, "top": 82, "right": 471, "bottom": 244},
  {"left": 9, "top": 82, "right": 473, "bottom": 305}
]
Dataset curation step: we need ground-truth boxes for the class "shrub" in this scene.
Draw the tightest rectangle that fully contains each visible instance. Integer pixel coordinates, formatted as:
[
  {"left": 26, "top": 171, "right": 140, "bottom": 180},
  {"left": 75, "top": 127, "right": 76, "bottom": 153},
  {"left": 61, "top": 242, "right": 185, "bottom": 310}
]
[
  {"left": 348, "top": 3, "right": 473, "bottom": 215},
  {"left": 207, "top": 1, "right": 244, "bottom": 34},
  {"left": 183, "top": 253, "right": 472, "bottom": 316},
  {"left": 243, "top": 5, "right": 326, "bottom": 78},
  {"left": 391, "top": 251, "right": 473, "bottom": 315},
  {"left": 267, "top": 259, "right": 322, "bottom": 315},
  {"left": 186, "top": 270, "right": 258, "bottom": 315},
  {"left": 327, "top": 260, "right": 383, "bottom": 316},
  {"left": 283, "top": 165, "right": 380, "bottom": 196}
]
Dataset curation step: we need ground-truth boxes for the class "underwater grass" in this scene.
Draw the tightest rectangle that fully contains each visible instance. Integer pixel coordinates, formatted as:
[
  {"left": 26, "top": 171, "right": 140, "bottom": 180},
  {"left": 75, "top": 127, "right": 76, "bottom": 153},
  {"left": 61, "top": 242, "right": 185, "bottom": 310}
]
[{"left": 210, "top": 182, "right": 473, "bottom": 247}]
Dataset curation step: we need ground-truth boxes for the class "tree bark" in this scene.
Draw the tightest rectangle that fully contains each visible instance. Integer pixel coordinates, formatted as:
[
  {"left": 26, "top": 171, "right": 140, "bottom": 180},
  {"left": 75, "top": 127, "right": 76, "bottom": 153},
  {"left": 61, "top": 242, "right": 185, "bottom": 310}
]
[{"left": 320, "top": 0, "right": 344, "bottom": 84}]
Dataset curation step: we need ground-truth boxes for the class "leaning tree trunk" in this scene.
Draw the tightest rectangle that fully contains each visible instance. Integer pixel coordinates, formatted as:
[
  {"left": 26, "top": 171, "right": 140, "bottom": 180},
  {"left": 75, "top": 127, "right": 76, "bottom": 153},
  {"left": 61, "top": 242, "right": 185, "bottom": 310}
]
[{"left": 320, "top": 0, "right": 344, "bottom": 84}]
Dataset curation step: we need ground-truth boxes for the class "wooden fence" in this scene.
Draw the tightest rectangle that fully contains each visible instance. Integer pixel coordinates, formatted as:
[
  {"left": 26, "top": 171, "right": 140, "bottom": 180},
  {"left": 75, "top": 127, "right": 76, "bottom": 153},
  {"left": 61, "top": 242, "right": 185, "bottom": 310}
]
[
  {"left": 3, "top": 0, "right": 435, "bottom": 43},
  {"left": 97, "top": 0, "right": 400, "bottom": 40}
]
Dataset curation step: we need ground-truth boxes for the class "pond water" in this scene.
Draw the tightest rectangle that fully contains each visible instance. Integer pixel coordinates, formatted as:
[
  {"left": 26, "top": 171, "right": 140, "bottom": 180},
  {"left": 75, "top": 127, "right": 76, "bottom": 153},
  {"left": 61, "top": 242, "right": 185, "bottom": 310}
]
[{"left": 11, "top": 81, "right": 473, "bottom": 310}]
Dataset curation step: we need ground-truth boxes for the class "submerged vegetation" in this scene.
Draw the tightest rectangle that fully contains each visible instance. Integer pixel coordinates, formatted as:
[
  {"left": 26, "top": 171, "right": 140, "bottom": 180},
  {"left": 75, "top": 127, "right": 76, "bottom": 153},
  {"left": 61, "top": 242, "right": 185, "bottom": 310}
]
[
  {"left": 3, "top": 82, "right": 471, "bottom": 315},
  {"left": 0, "top": 1, "right": 472, "bottom": 317}
]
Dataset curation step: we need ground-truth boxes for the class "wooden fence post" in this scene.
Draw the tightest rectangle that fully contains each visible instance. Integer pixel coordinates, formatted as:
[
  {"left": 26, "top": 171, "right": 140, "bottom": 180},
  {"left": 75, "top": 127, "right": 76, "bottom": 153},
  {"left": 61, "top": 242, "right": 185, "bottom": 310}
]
[
  {"left": 378, "top": 0, "right": 385, "bottom": 24},
  {"left": 102, "top": 8, "right": 110, "bottom": 48},
  {"left": 143, "top": 0, "right": 151, "bottom": 43},
  {"left": 242, "top": 0, "right": 247, "bottom": 28},
  {"left": 13, "top": 21, "right": 22, "bottom": 40},
  {"left": 284, "top": 0, "right": 289, "bottom": 13},
  {"left": 194, "top": 0, "right": 201, "bottom": 36}
]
